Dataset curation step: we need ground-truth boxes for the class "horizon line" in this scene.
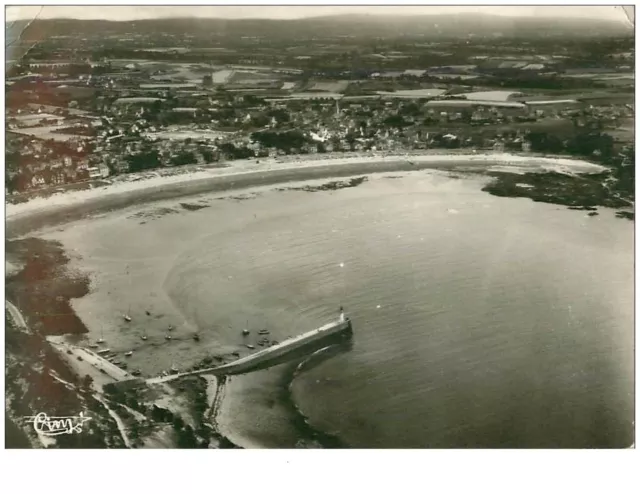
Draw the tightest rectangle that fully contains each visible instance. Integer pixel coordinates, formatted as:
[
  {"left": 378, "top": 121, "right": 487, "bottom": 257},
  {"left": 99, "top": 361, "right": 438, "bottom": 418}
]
[{"left": 6, "top": 12, "right": 631, "bottom": 23}]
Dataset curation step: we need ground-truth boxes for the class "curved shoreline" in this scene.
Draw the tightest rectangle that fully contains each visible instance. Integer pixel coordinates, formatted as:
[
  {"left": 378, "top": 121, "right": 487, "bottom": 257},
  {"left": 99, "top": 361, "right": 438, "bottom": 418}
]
[
  {"left": 5, "top": 151, "right": 614, "bottom": 449},
  {"left": 6, "top": 152, "right": 605, "bottom": 238}
]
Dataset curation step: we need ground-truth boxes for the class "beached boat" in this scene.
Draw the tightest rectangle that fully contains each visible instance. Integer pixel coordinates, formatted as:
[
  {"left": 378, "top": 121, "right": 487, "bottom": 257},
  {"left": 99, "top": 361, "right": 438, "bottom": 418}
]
[
  {"left": 97, "top": 348, "right": 111, "bottom": 355},
  {"left": 170, "top": 363, "right": 179, "bottom": 374},
  {"left": 125, "top": 351, "right": 133, "bottom": 357}
]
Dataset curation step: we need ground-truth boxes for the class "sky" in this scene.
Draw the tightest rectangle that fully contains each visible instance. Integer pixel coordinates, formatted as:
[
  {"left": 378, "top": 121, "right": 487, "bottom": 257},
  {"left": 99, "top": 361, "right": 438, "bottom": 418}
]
[{"left": 5, "top": 4, "right": 633, "bottom": 23}]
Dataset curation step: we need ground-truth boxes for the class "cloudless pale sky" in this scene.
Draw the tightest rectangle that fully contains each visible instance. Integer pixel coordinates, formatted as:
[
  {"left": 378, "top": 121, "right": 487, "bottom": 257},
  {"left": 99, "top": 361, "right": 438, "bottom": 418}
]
[{"left": 5, "top": 4, "right": 633, "bottom": 23}]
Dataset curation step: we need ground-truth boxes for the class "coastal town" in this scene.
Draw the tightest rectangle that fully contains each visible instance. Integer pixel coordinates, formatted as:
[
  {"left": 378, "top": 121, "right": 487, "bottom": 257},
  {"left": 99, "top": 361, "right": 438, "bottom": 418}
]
[
  {"left": 5, "top": 10, "right": 635, "bottom": 452},
  {"left": 5, "top": 18, "right": 634, "bottom": 210}
]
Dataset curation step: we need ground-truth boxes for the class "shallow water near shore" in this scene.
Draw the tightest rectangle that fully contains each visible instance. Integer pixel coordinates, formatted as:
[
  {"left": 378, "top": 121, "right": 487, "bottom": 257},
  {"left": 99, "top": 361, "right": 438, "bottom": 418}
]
[{"left": 38, "top": 170, "right": 633, "bottom": 448}]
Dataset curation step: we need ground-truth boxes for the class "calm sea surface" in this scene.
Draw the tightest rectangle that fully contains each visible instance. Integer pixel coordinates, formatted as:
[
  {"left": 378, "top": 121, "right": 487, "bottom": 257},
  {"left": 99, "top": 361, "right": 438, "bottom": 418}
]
[{"left": 53, "top": 171, "right": 634, "bottom": 448}]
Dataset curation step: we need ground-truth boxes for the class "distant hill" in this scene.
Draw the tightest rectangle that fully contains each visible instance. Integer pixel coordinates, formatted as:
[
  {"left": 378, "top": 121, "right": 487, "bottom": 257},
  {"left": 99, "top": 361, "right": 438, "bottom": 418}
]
[{"left": 9, "top": 14, "right": 634, "bottom": 42}]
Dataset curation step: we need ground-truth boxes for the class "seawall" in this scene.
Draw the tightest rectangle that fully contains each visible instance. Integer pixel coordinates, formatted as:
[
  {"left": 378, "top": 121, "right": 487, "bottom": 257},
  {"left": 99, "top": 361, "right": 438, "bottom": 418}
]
[
  {"left": 216, "top": 318, "right": 353, "bottom": 376},
  {"left": 147, "top": 317, "right": 353, "bottom": 384}
]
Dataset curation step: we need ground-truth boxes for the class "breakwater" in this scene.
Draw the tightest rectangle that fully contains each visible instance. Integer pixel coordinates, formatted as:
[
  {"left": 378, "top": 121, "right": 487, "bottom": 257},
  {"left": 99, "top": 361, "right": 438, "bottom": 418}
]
[{"left": 147, "top": 316, "right": 353, "bottom": 384}]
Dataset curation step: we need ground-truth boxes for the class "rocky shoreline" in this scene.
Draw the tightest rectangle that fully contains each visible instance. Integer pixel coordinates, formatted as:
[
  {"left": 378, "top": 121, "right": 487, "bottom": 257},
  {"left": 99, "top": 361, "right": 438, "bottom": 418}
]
[{"left": 482, "top": 170, "right": 634, "bottom": 219}]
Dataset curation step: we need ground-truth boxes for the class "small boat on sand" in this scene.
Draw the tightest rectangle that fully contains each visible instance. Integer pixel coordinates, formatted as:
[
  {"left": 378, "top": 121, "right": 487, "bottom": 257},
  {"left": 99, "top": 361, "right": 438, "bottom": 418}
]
[
  {"left": 170, "top": 363, "right": 179, "bottom": 374},
  {"left": 125, "top": 351, "right": 133, "bottom": 357}
]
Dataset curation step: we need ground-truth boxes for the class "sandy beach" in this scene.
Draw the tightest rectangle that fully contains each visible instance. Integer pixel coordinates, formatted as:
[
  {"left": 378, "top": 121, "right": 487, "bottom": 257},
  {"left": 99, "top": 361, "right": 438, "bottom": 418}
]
[
  {"left": 5, "top": 151, "right": 615, "bottom": 448},
  {"left": 6, "top": 151, "right": 605, "bottom": 237}
]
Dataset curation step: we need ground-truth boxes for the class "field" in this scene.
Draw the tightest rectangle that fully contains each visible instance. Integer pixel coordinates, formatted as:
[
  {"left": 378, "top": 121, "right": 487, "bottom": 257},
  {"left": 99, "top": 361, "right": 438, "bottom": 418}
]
[
  {"left": 377, "top": 88, "right": 447, "bottom": 98},
  {"left": 308, "top": 81, "right": 350, "bottom": 92},
  {"left": 460, "top": 90, "right": 522, "bottom": 101}
]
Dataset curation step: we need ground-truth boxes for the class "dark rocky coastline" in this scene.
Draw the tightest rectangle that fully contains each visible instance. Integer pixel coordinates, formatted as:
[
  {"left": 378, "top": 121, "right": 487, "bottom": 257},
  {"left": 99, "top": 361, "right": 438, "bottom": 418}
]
[{"left": 482, "top": 171, "right": 634, "bottom": 219}]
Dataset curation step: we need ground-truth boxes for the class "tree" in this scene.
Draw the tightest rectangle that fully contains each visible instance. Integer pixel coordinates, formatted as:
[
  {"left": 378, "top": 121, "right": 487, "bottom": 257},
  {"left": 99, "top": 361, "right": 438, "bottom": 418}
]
[
  {"left": 201, "top": 149, "right": 215, "bottom": 163},
  {"left": 127, "top": 151, "right": 161, "bottom": 172},
  {"left": 176, "top": 425, "right": 199, "bottom": 448},
  {"left": 384, "top": 114, "right": 409, "bottom": 129},
  {"left": 170, "top": 151, "right": 197, "bottom": 166},
  {"left": 251, "top": 114, "right": 270, "bottom": 127},
  {"left": 81, "top": 374, "right": 94, "bottom": 392},
  {"left": 267, "top": 108, "right": 290, "bottom": 124},
  {"left": 172, "top": 415, "right": 184, "bottom": 431},
  {"left": 527, "top": 132, "right": 564, "bottom": 154}
]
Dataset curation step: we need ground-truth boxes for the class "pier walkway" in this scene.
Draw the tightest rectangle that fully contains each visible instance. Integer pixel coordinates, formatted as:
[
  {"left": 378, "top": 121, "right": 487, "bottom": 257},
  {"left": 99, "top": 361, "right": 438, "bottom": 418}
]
[{"left": 146, "top": 316, "right": 352, "bottom": 385}]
